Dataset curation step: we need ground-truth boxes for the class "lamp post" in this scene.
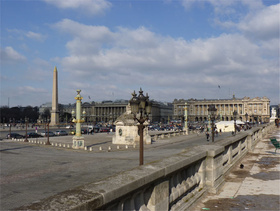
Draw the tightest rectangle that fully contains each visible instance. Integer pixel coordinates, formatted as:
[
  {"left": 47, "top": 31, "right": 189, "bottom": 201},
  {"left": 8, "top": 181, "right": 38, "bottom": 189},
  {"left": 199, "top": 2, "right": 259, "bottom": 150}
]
[
  {"left": 252, "top": 114, "right": 255, "bottom": 126},
  {"left": 245, "top": 113, "right": 248, "bottom": 129},
  {"left": 24, "top": 117, "right": 28, "bottom": 142},
  {"left": 44, "top": 118, "right": 47, "bottom": 135},
  {"left": 82, "top": 109, "right": 86, "bottom": 134},
  {"left": 233, "top": 110, "right": 238, "bottom": 135},
  {"left": 129, "top": 88, "right": 152, "bottom": 166},
  {"left": 208, "top": 105, "right": 217, "bottom": 142},
  {"left": 9, "top": 118, "right": 12, "bottom": 139},
  {"left": 184, "top": 102, "right": 188, "bottom": 134},
  {"left": 46, "top": 118, "right": 51, "bottom": 145},
  {"left": 72, "top": 90, "right": 85, "bottom": 149}
]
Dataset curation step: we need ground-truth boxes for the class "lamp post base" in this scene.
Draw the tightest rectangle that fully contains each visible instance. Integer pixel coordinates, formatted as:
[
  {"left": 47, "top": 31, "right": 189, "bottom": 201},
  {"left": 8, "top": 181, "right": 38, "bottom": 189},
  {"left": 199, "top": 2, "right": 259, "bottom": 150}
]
[{"left": 72, "top": 136, "right": 85, "bottom": 149}]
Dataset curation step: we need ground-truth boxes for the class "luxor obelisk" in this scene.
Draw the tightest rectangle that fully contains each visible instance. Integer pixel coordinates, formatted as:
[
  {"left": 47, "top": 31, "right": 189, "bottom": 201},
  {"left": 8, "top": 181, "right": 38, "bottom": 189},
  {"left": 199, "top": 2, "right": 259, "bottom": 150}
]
[{"left": 50, "top": 66, "right": 59, "bottom": 126}]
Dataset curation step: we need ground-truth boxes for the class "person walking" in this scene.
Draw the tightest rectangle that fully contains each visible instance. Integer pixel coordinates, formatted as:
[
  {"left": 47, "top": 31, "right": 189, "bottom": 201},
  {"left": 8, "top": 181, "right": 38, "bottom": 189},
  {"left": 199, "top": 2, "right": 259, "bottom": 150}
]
[{"left": 206, "top": 131, "right": 210, "bottom": 141}]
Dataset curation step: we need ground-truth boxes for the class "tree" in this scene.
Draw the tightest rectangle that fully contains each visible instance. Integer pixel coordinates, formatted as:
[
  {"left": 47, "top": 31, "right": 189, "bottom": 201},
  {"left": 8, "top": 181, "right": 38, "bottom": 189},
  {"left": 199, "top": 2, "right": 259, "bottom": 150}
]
[{"left": 42, "top": 108, "right": 51, "bottom": 120}]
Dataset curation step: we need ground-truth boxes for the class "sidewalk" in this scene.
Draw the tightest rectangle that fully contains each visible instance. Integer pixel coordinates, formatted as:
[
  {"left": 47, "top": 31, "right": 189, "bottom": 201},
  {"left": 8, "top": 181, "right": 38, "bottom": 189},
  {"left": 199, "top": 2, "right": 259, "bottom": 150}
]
[{"left": 190, "top": 128, "right": 280, "bottom": 211}]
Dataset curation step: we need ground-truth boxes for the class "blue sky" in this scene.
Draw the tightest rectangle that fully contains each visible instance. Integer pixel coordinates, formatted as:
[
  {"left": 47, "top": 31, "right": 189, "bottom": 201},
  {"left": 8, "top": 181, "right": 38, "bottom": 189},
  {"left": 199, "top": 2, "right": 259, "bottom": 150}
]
[{"left": 1, "top": 0, "right": 279, "bottom": 107}]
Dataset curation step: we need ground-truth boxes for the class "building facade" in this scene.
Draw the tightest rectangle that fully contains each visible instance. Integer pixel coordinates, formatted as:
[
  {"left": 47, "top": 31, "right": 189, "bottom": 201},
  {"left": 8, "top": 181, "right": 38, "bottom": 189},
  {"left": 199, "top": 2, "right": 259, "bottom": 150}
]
[
  {"left": 59, "top": 99, "right": 173, "bottom": 125},
  {"left": 62, "top": 100, "right": 127, "bottom": 124},
  {"left": 150, "top": 101, "right": 173, "bottom": 123},
  {"left": 173, "top": 95, "right": 270, "bottom": 123}
]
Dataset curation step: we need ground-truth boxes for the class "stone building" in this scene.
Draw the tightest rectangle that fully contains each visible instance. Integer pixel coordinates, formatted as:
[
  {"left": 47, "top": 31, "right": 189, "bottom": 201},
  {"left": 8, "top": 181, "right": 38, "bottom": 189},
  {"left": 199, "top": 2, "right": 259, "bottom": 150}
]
[
  {"left": 91, "top": 100, "right": 173, "bottom": 124},
  {"left": 173, "top": 95, "right": 270, "bottom": 123},
  {"left": 61, "top": 99, "right": 172, "bottom": 125},
  {"left": 92, "top": 100, "right": 128, "bottom": 123},
  {"left": 150, "top": 101, "right": 173, "bottom": 123}
]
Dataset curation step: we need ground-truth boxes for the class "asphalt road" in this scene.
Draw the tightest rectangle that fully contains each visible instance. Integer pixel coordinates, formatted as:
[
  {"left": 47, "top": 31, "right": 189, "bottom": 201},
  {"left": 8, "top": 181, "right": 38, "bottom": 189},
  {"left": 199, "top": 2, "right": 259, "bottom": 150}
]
[
  {"left": 0, "top": 131, "right": 233, "bottom": 210},
  {"left": 0, "top": 126, "right": 72, "bottom": 139}
]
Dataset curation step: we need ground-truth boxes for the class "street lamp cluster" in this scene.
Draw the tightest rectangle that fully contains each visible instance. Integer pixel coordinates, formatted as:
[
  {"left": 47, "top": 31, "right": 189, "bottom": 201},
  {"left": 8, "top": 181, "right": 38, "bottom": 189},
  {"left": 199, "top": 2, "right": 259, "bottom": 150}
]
[
  {"left": 129, "top": 88, "right": 152, "bottom": 166},
  {"left": 24, "top": 117, "right": 29, "bottom": 142},
  {"left": 233, "top": 110, "right": 238, "bottom": 135},
  {"left": 71, "top": 90, "right": 87, "bottom": 149},
  {"left": 208, "top": 105, "right": 217, "bottom": 142}
]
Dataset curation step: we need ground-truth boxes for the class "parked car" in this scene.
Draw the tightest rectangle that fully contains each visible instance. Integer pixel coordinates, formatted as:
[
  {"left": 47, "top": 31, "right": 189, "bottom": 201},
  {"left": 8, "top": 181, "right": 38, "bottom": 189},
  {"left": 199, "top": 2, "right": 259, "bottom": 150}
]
[
  {"left": 25, "top": 132, "right": 42, "bottom": 138},
  {"left": 99, "top": 127, "right": 110, "bottom": 133},
  {"left": 87, "top": 126, "right": 100, "bottom": 133},
  {"left": 81, "top": 128, "right": 88, "bottom": 134},
  {"left": 66, "top": 125, "right": 74, "bottom": 129},
  {"left": 6, "top": 133, "right": 24, "bottom": 139},
  {"left": 55, "top": 130, "right": 68, "bottom": 136},
  {"left": 41, "top": 131, "right": 55, "bottom": 137}
]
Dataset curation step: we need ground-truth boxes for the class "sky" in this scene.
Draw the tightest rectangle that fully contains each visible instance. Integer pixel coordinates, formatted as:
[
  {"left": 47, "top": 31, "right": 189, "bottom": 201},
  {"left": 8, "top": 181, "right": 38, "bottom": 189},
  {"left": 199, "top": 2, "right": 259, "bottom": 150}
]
[{"left": 1, "top": 0, "right": 279, "bottom": 107}]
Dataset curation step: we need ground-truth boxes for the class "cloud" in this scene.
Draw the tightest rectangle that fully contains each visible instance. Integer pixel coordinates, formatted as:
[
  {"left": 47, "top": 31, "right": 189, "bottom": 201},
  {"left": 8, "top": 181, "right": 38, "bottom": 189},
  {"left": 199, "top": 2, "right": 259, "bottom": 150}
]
[
  {"left": 43, "top": 0, "right": 112, "bottom": 15},
  {"left": 53, "top": 19, "right": 114, "bottom": 55},
  {"left": 238, "top": 4, "right": 280, "bottom": 40},
  {"left": 0, "top": 46, "right": 26, "bottom": 64},
  {"left": 182, "top": 0, "right": 263, "bottom": 13},
  {"left": 50, "top": 17, "right": 278, "bottom": 103},
  {"left": 7, "top": 29, "right": 46, "bottom": 42},
  {"left": 18, "top": 86, "right": 48, "bottom": 94},
  {"left": 25, "top": 31, "right": 47, "bottom": 41}
]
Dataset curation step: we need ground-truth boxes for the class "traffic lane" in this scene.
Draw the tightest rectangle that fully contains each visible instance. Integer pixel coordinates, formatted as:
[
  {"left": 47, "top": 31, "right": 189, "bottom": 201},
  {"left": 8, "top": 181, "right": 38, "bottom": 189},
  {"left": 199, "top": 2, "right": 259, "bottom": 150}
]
[
  {"left": 0, "top": 128, "right": 73, "bottom": 139},
  {"left": 0, "top": 128, "right": 186, "bottom": 139},
  {"left": 149, "top": 131, "right": 233, "bottom": 151}
]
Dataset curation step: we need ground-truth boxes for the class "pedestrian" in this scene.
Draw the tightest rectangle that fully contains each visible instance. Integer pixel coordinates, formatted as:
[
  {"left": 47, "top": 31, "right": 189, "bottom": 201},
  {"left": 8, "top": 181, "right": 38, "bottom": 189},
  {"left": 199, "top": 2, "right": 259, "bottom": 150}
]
[{"left": 206, "top": 131, "right": 210, "bottom": 141}]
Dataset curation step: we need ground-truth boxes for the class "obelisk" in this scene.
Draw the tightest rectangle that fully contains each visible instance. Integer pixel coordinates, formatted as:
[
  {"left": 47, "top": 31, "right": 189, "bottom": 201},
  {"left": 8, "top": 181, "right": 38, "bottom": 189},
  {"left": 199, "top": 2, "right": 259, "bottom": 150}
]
[{"left": 50, "top": 66, "right": 59, "bottom": 126}]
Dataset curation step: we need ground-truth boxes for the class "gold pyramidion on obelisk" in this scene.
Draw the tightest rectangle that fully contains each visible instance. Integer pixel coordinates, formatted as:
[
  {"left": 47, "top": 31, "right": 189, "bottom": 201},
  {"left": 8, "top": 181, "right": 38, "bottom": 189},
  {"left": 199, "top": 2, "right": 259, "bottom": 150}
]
[{"left": 50, "top": 66, "right": 59, "bottom": 126}]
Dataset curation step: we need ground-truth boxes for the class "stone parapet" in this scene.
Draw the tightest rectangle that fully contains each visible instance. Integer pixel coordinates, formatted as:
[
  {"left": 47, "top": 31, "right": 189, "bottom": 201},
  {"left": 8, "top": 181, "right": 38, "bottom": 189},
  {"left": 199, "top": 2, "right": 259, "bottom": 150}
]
[{"left": 17, "top": 124, "right": 272, "bottom": 211}]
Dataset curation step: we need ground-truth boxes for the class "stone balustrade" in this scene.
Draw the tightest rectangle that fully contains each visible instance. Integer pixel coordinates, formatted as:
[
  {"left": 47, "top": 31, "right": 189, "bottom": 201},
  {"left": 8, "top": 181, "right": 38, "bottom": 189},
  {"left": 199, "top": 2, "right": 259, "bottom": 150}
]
[
  {"left": 18, "top": 123, "right": 274, "bottom": 211},
  {"left": 151, "top": 130, "right": 187, "bottom": 141}
]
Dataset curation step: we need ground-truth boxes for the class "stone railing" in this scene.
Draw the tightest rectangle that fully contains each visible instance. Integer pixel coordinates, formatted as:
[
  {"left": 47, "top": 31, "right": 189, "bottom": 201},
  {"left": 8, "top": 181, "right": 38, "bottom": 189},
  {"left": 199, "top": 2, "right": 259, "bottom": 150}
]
[
  {"left": 18, "top": 123, "right": 275, "bottom": 211},
  {"left": 151, "top": 130, "right": 187, "bottom": 141}
]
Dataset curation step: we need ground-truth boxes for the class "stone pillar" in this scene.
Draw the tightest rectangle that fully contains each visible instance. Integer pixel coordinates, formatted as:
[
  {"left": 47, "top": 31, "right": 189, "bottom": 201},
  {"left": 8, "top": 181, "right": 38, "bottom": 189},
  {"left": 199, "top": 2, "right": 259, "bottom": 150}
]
[
  {"left": 147, "top": 180, "right": 169, "bottom": 211},
  {"left": 50, "top": 66, "right": 59, "bottom": 126},
  {"left": 205, "top": 145, "right": 225, "bottom": 193}
]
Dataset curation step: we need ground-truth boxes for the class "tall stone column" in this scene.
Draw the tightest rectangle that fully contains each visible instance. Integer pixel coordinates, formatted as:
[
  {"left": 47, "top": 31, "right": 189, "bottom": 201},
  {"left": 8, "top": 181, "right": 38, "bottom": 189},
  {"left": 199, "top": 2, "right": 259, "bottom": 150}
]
[{"left": 50, "top": 66, "right": 59, "bottom": 126}]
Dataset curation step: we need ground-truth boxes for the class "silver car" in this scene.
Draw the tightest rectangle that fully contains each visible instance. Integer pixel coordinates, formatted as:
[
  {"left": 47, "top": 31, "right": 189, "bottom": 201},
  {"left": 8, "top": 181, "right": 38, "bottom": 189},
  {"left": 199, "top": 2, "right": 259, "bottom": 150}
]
[
  {"left": 41, "top": 131, "right": 55, "bottom": 137},
  {"left": 55, "top": 130, "right": 68, "bottom": 136}
]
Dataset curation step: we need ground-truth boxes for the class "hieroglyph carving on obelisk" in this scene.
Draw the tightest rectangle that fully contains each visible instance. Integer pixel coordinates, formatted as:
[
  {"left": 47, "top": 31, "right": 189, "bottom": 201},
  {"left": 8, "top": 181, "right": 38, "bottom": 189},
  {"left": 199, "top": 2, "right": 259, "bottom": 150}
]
[{"left": 50, "top": 66, "right": 59, "bottom": 126}]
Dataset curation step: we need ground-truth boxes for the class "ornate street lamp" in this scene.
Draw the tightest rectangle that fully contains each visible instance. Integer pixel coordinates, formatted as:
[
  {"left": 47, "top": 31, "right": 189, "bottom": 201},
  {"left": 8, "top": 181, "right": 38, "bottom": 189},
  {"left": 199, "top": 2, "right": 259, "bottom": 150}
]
[
  {"left": 245, "top": 113, "right": 248, "bottom": 129},
  {"left": 252, "top": 114, "right": 255, "bottom": 126},
  {"left": 129, "top": 88, "right": 152, "bottom": 166},
  {"left": 46, "top": 117, "right": 51, "bottom": 145},
  {"left": 233, "top": 110, "right": 238, "bottom": 135},
  {"left": 9, "top": 118, "right": 12, "bottom": 139},
  {"left": 82, "top": 110, "right": 86, "bottom": 122},
  {"left": 24, "top": 117, "right": 28, "bottom": 142},
  {"left": 208, "top": 105, "right": 217, "bottom": 142},
  {"left": 72, "top": 90, "right": 85, "bottom": 149},
  {"left": 245, "top": 113, "right": 248, "bottom": 122}
]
